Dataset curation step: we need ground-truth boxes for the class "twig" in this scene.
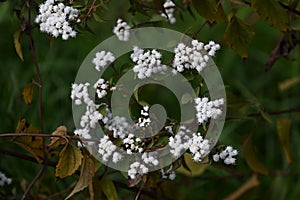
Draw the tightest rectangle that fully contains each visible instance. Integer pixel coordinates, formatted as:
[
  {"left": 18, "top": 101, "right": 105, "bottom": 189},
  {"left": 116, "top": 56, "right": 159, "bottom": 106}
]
[
  {"left": 226, "top": 107, "right": 300, "bottom": 121},
  {"left": 21, "top": 163, "right": 48, "bottom": 200},
  {"left": 191, "top": 20, "right": 209, "bottom": 39},
  {"left": 0, "top": 148, "right": 56, "bottom": 167}
]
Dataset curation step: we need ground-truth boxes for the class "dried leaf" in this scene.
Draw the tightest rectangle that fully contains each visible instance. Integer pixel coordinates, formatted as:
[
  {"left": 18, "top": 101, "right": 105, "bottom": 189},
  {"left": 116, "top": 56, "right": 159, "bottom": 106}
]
[
  {"left": 65, "top": 155, "right": 95, "bottom": 200},
  {"left": 277, "top": 119, "right": 292, "bottom": 165},
  {"left": 22, "top": 83, "right": 34, "bottom": 105},
  {"left": 16, "top": 119, "right": 39, "bottom": 133},
  {"left": 243, "top": 134, "right": 268, "bottom": 175},
  {"left": 14, "top": 119, "right": 43, "bottom": 163},
  {"left": 13, "top": 29, "right": 24, "bottom": 61},
  {"left": 56, "top": 143, "right": 83, "bottom": 179},
  {"left": 48, "top": 126, "right": 68, "bottom": 148},
  {"left": 100, "top": 175, "right": 118, "bottom": 200},
  {"left": 224, "top": 174, "right": 260, "bottom": 200},
  {"left": 251, "top": 0, "right": 289, "bottom": 31},
  {"left": 176, "top": 153, "right": 209, "bottom": 177},
  {"left": 224, "top": 15, "right": 255, "bottom": 58}
]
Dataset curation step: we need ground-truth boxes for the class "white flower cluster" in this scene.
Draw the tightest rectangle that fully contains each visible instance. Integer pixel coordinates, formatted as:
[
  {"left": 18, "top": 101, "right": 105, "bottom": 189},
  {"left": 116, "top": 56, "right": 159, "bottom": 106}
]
[
  {"left": 0, "top": 171, "right": 12, "bottom": 187},
  {"left": 172, "top": 40, "right": 220, "bottom": 73},
  {"left": 137, "top": 106, "right": 151, "bottom": 127},
  {"left": 92, "top": 51, "right": 115, "bottom": 71},
  {"left": 105, "top": 116, "right": 131, "bottom": 139},
  {"left": 213, "top": 146, "right": 238, "bottom": 165},
  {"left": 161, "top": 0, "right": 176, "bottom": 24},
  {"left": 123, "top": 133, "right": 143, "bottom": 154},
  {"left": 131, "top": 46, "right": 168, "bottom": 79},
  {"left": 168, "top": 126, "right": 191, "bottom": 157},
  {"left": 168, "top": 127, "right": 211, "bottom": 162},
  {"left": 142, "top": 152, "right": 159, "bottom": 166},
  {"left": 161, "top": 169, "right": 176, "bottom": 180},
  {"left": 94, "top": 78, "right": 109, "bottom": 99},
  {"left": 189, "top": 133, "right": 210, "bottom": 162},
  {"left": 113, "top": 19, "right": 131, "bottom": 41},
  {"left": 194, "top": 97, "right": 224, "bottom": 124},
  {"left": 35, "top": 0, "right": 80, "bottom": 40},
  {"left": 71, "top": 83, "right": 90, "bottom": 105},
  {"left": 128, "top": 162, "right": 149, "bottom": 179}
]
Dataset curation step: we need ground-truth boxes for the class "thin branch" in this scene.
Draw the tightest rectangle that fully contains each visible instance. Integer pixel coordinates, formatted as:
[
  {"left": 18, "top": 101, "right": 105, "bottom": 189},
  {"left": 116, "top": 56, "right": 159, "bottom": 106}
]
[
  {"left": 0, "top": 133, "right": 71, "bottom": 138},
  {"left": 191, "top": 20, "right": 209, "bottom": 39},
  {"left": 279, "top": 1, "right": 300, "bottom": 16},
  {"left": 226, "top": 107, "right": 300, "bottom": 121},
  {"left": 21, "top": 163, "right": 48, "bottom": 200},
  {"left": 0, "top": 148, "right": 56, "bottom": 167}
]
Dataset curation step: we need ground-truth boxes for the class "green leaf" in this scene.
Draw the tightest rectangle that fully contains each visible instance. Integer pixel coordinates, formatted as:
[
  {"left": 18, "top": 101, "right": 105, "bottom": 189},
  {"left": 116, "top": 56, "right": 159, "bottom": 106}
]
[
  {"left": 100, "top": 175, "right": 118, "bottom": 200},
  {"left": 243, "top": 134, "right": 268, "bottom": 175},
  {"left": 93, "top": 13, "right": 105, "bottom": 23},
  {"left": 176, "top": 153, "right": 209, "bottom": 177},
  {"left": 277, "top": 119, "right": 293, "bottom": 165},
  {"left": 251, "top": 0, "right": 289, "bottom": 31},
  {"left": 65, "top": 155, "right": 95, "bottom": 199},
  {"left": 224, "top": 15, "right": 255, "bottom": 58},
  {"left": 192, "top": 0, "right": 227, "bottom": 23},
  {"left": 56, "top": 143, "right": 83, "bottom": 179},
  {"left": 22, "top": 83, "right": 34, "bottom": 105},
  {"left": 291, "top": 18, "right": 300, "bottom": 30},
  {"left": 13, "top": 29, "right": 24, "bottom": 61}
]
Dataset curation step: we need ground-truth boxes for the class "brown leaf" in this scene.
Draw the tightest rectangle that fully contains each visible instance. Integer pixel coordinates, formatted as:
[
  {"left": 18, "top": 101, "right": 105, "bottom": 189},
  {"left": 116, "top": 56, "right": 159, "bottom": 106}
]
[
  {"left": 48, "top": 126, "right": 68, "bottom": 148},
  {"left": 22, "top": 83, "right": 34, "bottom": 105},
  {"left": 14, "top": 119, "right": 43, "bottom": 163},
  {"left": 56, "top": 143, "right": 83, "bottom": 179},
  {"left": 65, "top": 155, "right": 95, "bottom": 199},
  {"left": 224, "top": 174, "right": 260, "bottom": 200},
  {"left": 176, "top": 153, "right": 209, "bottom": 177}
]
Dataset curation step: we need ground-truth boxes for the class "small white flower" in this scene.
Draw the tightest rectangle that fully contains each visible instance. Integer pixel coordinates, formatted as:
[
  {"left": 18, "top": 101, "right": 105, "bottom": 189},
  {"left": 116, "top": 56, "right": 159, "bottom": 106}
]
[
  {"left": 189, "top": 133, "right": 210, "bottom": 163},
  {"left": 98, "top": 136, "right": 118, "bottom": 162},
  {"left": 35, "top": 0, "right": 80, "bottom": 40},
  {"left": 213, "top": 146, "right": 238, "bottom": 165},
  {"left": 173, "top": 40, "right": 221, "bottom": 73},
  {"left": 113, "top": 19, "right": 131, "bottom": 41},
  {"left": 128, "top": 162, "right": 149, "bottom": 179},
  {"left": 161, "top": 0, "right": 176, "bottom": 24},
  {"left": 0, "top": 171, "right": 12, "bottom": 187},
  {"left": 168, "top": 126, "right": 191, "bottom": 157},
  {"left": 194, "top": 97, "right": 224, "bottom": 124},
  {"left": 131, "top": 46, "right": 167, "bottom": 79},
  {"left": 92, "top": 51, "right": 115, "bottom": 71}
]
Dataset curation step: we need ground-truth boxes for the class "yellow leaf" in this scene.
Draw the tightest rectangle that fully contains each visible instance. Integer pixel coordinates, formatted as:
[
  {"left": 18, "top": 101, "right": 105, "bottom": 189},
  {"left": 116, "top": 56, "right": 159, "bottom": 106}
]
[
  {"left": 277, "top": 119, "right": 293, "bottom": 165},
  {"left": 224, "top": 174, "right": 260, "bottom": 200},
  {"left": 56, "top": 143, "right": 83, "bottom": 179},
  {"left": 16, "top": 119, "right": 39, "bottom": 133},
  {"left": 279, "top": 77, "right": 300, "bottom": 92},
  {"left": 22, "top": 83, "right": 34, "bottom": 105},
  {"left": 243, "top": 134, "right": 268, "bottom": 175},
  {"left": 100, "top": 175, "right": 118, "bottom": 200},
  {"left": 14, "top": 119, "right": 43, "bottom": 163},
  {"left": 13, "top": 29, "right": 24, "bottom": 61},
  {"left": 176, "top": 153, "right": 209, "bottom": 177},
  {"left": 48, "top": 126, "right": 68, "bottom": 148},
  {"left": 65, "top": 155, "right": 95, "bottom": 200},
  {"left": 192, "top": 0, "right": 227, "bottom": 23},
  {"left": 224, "top": 15, "right": 255, "bottom": 58}
]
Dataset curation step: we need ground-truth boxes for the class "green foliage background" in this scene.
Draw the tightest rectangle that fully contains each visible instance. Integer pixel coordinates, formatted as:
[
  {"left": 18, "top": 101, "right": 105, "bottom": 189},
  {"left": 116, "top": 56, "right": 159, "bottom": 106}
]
[{"left": 0, "top": 0, "right": 300, "bottom": 199}]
